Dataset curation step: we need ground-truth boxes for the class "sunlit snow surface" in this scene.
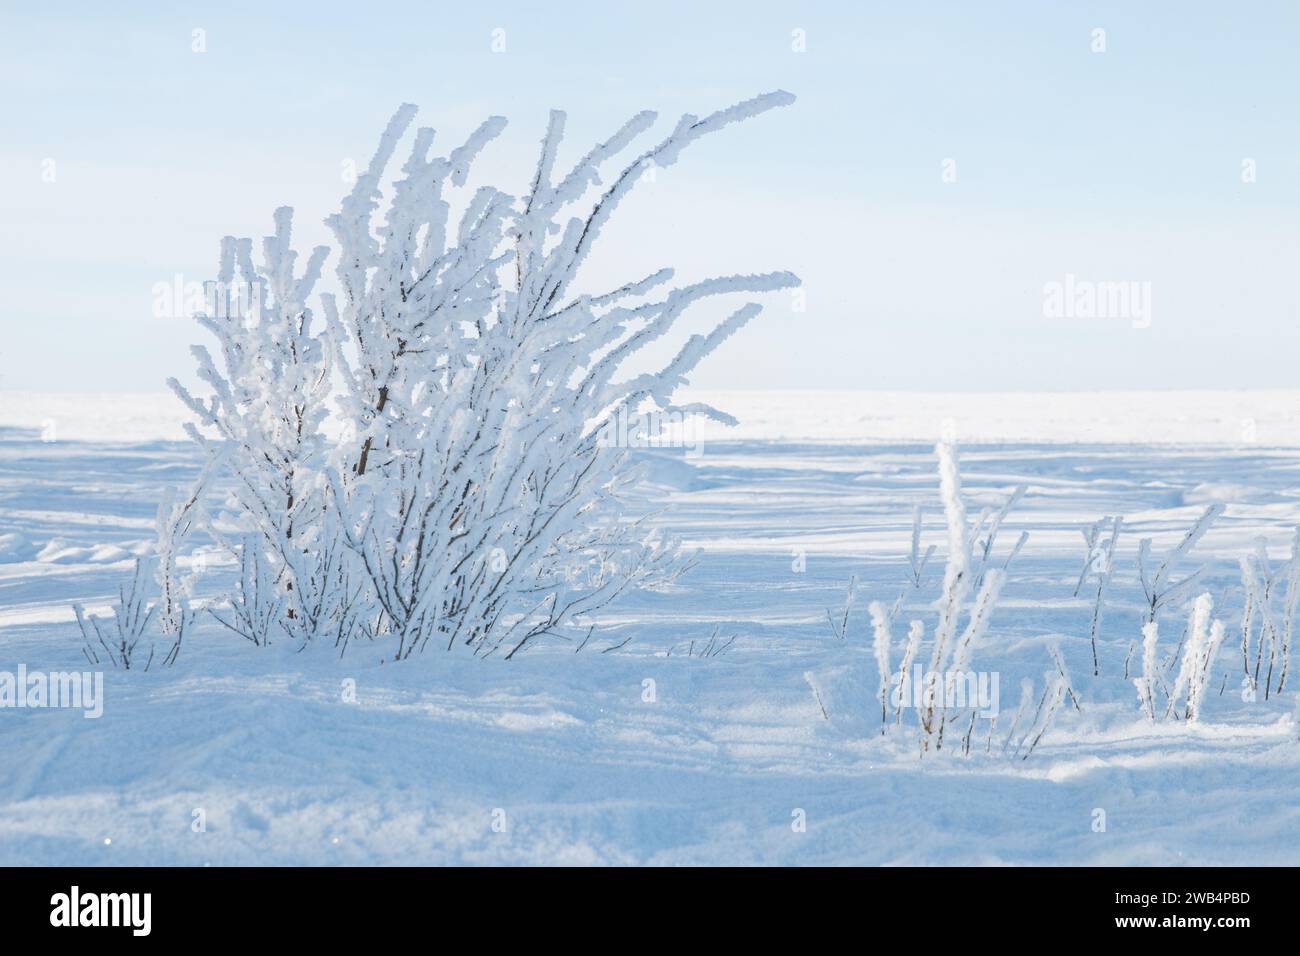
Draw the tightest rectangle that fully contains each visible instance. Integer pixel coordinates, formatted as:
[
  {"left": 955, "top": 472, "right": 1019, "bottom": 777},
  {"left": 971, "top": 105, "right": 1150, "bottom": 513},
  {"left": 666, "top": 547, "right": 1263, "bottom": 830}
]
[{"left": 2, "top": 391, "right": 1300, "bottom": 865}]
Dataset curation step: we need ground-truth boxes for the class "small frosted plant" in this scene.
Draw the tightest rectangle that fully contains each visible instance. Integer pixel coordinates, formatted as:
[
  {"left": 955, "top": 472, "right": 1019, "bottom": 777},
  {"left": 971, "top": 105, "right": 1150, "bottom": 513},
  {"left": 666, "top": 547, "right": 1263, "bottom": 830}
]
[
  {"left": 1137, "top": 592, "right": 1225, "bottom": 722},
  {"left": 1137, "top": 504, "right": 1222, "bottom": 625}
]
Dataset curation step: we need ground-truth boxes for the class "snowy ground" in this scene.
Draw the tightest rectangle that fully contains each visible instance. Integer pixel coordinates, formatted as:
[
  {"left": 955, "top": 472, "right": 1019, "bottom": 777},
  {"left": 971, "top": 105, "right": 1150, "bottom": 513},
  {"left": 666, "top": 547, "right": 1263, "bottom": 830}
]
[{"left": 2, "top": 391, "right": 1300, "bottom": 865}]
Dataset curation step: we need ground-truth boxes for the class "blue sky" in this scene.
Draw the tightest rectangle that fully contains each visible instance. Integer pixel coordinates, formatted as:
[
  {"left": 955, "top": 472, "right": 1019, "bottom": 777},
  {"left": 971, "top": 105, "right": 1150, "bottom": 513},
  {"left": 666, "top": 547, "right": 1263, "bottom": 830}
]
[{"left": 3, "top": 1, "right": 1299, "bottom": 392}]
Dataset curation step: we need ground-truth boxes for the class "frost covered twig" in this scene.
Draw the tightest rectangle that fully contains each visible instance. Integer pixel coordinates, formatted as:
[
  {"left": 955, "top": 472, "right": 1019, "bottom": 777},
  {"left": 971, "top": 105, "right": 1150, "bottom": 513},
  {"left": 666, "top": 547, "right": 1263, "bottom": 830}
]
[
  {"left": 73, "top": 557, "right": 159, "bottom": 670},
  {"left": 908, "top": 505, "right": 936, "bottom": 587},
  {"left": 1047, "top": 642, "right": 1081, "bottom": 712},
  {"left": 674, "top": 627, "right": 738, "bottom": 659},
  {"left": 1002, "top": 678, "right": 1033, "bottom": 754},
  {"left": 923, "top": 441, "right": 972, "bottom": 739},
  {"left": 1074, "top": 518, "right": 1106, "bottom": 597},
  {"left": 1085, "top": 515, "right": 1122, "bottom": 676},
  {"left": 894, "top": 620, "right": 923, "bottom": 726},
  {"left": 973, "top": 485, "right": 1026, "bottom": 585},
  {"left": 1019, "top": 675, "right": 1066, "bottom": 760},
  {"left": 826, "top": 574, "right": 858, "bottom": 641},
  {"left": 1137, "top": 504, "right": 1223, "bottom": 626},
  {"left": 868, "top": 600, "right": 892, "bottom": 733},
  {"left": 1136, "top": 621, "right": 1160, "bottom": 720},
  {"left": 1277, "top": 529, "right": 1300, "bottom": 693},
  {"left": 208, "top": 535, "right": 286, "bottom": 646},
  {"left": 1236, "top": 532, "right": 1300, "bottom": 700},
  {"left": 1155, "top": 593, "right": 1225, "bottom": 722},
  {"left": 154, "top": 454, "right": 223, "bottom": 638}
]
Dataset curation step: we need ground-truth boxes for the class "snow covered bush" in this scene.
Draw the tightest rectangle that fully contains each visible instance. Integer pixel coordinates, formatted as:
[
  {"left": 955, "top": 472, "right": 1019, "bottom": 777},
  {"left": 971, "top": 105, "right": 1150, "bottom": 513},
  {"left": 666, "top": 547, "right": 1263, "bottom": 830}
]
[
  {"left": 810, "top": 442, "right": 1036, "bottom": 757},
  {"left": 166, "top": 92, "right": 799, "bottom": 660}
]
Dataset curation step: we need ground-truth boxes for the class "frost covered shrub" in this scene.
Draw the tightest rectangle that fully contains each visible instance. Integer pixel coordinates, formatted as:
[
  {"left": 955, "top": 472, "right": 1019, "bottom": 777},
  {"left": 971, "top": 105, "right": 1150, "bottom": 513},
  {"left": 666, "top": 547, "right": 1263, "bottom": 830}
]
[
  {"left": 810, "top": 442, "right": 1031, "bottom": 756},
  {"left": 1237, "top": 533, "right": 1300, "bottom": 700},
  {"left": 168, "top": 93, "right": 799, "bottom": 660},
  {"left": 1135, "top": 591, "right": 1226, "bottom": 722},
  {"left": 913, "top": 441, "right": 1011, "bottom": 752},
  {"left": 74, "top": 556, "right": 191, "bottom": 670},
  {"left": 844, "top": 443, "right": 1082, "bottom": 759}
]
